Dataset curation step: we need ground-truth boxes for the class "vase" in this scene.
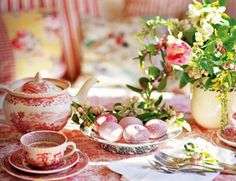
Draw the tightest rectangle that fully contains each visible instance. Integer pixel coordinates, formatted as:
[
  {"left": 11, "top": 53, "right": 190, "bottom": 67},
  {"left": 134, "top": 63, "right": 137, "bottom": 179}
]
[{"left": 191, "top": 85, "right": 236, "bottom": 129}]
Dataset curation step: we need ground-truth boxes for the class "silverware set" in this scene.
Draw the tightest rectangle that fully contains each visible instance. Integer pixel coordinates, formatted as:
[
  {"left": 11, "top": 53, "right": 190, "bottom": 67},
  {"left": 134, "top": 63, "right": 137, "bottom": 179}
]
[{"left": 149, "top": 151, "right": 236, "bottom": 175}]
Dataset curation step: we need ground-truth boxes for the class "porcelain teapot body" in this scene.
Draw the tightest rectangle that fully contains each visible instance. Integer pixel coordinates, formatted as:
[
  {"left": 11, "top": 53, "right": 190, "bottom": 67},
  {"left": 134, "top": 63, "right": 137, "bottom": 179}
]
[{"left": 0, "top": 73, "right": 97, "bottom": 133}]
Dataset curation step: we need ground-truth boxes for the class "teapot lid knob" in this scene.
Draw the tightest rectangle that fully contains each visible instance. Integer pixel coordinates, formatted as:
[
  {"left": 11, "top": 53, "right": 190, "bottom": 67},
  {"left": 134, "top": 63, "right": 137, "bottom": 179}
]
[{"left": 35, "top": 72, "right": 42, "bottom": 82}]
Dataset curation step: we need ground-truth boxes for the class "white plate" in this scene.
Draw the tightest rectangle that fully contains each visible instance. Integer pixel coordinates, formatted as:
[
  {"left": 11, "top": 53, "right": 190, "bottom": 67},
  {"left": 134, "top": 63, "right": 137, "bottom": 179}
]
[
  {"left": 217, "top": 129, "right": 236, "bottom": 147},
  {"left": 81, "top": 126, "right": 182, "bottom": 154},
  {"left": 1, "top": 150, "right": 89, "bottom": 181},
  {"left": 8, "top": 149, "right": 80, "bottom": 174}
]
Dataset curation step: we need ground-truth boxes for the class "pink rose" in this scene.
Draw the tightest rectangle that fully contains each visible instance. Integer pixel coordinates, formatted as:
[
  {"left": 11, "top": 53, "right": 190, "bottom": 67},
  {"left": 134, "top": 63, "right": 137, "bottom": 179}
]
[{"left": 165, "top": 40, "right": 192, "bottom": 65}]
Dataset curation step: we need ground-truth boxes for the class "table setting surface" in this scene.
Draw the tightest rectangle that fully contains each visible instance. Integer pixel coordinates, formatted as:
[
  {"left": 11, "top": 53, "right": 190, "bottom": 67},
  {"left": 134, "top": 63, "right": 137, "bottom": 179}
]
[{"left": 0, "top": 94, "right": 235, "bottom": 181}]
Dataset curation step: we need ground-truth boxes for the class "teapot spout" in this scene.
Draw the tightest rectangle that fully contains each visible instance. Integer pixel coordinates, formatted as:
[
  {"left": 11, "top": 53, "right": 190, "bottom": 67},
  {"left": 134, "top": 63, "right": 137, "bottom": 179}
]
[{"left": 74, "top": 77, "right": 99, "bottom": 105}]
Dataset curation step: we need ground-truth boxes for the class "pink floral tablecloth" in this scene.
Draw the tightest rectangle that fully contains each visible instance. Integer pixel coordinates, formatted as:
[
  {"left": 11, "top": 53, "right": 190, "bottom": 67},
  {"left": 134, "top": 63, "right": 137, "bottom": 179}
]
[{"left": 0, "top": 94, "right": 236, "bottom": 181}]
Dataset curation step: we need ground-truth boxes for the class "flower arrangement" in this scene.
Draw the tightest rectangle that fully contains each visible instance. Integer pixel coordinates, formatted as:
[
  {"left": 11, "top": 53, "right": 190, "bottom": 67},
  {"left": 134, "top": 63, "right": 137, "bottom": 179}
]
[
  {"left": 128, "top": 0, "right": 236, "bottom": 129},
  {"left": 71, "top": 95, "right": 191, "bottom": 132}
]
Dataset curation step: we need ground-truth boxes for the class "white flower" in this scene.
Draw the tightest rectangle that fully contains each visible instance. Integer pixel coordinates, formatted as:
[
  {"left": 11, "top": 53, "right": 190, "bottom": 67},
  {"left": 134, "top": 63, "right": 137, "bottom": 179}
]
[
  {"left": 188, "top": 4, "right": 201, "bottom": 18},
  {"left": 202, "top": 20, "right": 214, "bottom": 36},
  {"left": 179, "top": 19, "right": 191, "bottom": 31},
  {"left": 167, "top": 35, "right": 176, "bottom": 44},
  {"left": 218, "top": 6, "right": 226, "bottom": 13},
  {"left": 195, "top": 32, "right": 204, "bottom": 45},
  {"left": 211, "top": 13, "right": 222, "bottom": 24},
  {"left": 177, "top": 32, "right": 183, "bottom": 39}
]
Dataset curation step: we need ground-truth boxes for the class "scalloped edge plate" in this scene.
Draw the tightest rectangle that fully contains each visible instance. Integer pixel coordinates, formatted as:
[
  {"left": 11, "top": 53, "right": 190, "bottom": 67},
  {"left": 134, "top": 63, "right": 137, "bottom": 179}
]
[{"left": 80, "top": 126, "right": 182, "bottom": 154}]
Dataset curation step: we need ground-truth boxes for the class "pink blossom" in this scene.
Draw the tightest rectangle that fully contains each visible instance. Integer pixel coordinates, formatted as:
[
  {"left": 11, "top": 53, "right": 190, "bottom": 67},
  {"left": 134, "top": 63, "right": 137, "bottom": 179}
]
[{"left": 165, "top": 40, "right": 192, "bottom": 65}]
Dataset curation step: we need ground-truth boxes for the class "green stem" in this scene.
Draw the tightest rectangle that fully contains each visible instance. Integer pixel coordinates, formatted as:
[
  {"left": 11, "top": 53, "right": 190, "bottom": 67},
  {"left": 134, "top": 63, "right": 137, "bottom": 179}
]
[{"left": 219, "top": 89, "right": 229, "bottom": 130}]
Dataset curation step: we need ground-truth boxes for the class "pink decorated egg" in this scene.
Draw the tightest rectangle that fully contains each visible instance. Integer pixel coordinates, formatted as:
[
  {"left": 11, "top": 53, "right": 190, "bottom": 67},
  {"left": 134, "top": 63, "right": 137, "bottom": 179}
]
[
  {"left": 119, "top": 117, "right": 143, "bottom": 129},
  {"left": 123, "top": 124, "right": 150, "bottom": 143},
  {"left": 94, "top": 114, "right": 118, "bottom": 132},
  {"left": 145, "top": 119, "right": 168, "bottom": 139},
  {"left": 98, "top": 122, "right": 123, "bottom": 142}
]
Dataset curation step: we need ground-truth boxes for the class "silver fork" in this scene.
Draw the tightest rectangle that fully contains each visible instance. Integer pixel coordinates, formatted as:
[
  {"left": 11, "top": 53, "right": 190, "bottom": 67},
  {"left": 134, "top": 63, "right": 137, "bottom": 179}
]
[
  {"left": 148, "top": 159, "right": 214, "bottom": 174},
  {"left": 155, "top": 150, "right": 235, "bottom": 170}
]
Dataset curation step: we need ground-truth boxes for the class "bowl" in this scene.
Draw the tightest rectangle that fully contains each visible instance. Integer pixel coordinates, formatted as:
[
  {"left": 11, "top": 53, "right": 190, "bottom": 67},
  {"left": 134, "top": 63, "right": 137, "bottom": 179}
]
[{"left": 80, "top": 126, "right": 182, "bottom": 154}]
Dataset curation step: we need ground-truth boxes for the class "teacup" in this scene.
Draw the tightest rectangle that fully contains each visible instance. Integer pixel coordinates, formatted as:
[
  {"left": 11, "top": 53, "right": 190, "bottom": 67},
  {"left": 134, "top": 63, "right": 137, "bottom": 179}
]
[{"left": 20, "top": 130, "right": 77, "bottom": 168}]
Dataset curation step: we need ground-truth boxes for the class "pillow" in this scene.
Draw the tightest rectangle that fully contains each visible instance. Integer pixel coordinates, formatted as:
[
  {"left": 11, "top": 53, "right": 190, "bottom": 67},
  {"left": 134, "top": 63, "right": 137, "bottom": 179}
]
[
  {"left": 80, "top": 17, "right": 145, "bottom": 87},
  {"left": 1, "top": 8, "right": 65, "bottom": 81}
]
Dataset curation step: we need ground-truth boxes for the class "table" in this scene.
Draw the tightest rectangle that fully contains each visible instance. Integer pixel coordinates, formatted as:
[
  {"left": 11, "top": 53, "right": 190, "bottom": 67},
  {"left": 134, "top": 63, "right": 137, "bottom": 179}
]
[{"left": 0, "top": 94, "right": 236, "bottom": 181}]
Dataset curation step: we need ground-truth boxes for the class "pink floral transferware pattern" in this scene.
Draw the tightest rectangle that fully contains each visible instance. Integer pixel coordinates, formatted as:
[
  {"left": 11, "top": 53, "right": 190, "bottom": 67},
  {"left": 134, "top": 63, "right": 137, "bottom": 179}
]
[
  {"left": 9, "top": 149, "right": 80, "bottom": 174},
  {"left": 0, "top": 94, "right": 236, "bottom": 180}
]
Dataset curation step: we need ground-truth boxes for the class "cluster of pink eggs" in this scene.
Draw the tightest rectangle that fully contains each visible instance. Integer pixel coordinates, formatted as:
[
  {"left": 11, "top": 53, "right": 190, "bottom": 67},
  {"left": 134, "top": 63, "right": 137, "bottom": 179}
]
[{"left": 94, "top": 114, "right": 168, "bottom": 144}]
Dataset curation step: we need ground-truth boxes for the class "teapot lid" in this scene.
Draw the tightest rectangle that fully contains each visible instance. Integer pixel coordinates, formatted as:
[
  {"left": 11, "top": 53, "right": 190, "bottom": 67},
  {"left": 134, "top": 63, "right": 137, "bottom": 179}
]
[{"left": 20, "top": 72, "right": 62, "bottom": 94}]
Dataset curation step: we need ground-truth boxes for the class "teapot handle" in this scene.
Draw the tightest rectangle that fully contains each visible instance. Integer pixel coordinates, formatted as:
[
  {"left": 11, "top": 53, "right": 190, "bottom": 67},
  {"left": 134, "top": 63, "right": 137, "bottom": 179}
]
[{"left": 0, "top": 84, "right": 12, "bottom": 93}]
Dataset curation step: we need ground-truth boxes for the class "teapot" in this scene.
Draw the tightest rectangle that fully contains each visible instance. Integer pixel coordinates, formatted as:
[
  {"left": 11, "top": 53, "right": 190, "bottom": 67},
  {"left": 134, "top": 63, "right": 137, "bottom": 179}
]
[{"left": 0, "top": 73, "right": 98, "bottom": 133}]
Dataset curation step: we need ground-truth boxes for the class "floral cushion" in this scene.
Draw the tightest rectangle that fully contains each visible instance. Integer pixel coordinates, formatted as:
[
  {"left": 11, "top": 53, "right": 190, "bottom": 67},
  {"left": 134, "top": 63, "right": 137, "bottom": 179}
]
[
  {"left": 0, "top": 8, "right": 65, "bottom": 82},
  {"left": 80, "top": 17, "right": 145, "bottom": 87}
]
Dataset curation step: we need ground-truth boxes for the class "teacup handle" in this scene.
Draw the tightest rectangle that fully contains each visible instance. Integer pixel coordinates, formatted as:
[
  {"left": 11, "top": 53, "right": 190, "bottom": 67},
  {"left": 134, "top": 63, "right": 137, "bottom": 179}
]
[{"left": 63, "top": 141, "right": 77, "bottom": 158}]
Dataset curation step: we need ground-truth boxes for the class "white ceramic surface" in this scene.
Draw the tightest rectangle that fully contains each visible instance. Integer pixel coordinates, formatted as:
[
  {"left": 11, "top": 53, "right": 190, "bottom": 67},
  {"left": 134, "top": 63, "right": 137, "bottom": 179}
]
[
  {"left": 81, "top": 126, "right": 182, "bottom": 154},
  {"left": 0, "top": 73, "right": 97, "bottom": 133},
  {"left": 20, "top": 130, "right": 77, "bottom": 167},
  {"left": 1, "top": 150, "right": 89, "bottom": 181},
  {"left": 8, "top": 149, "right": 80, "bottom": 174},
  {"left": 191, "top": 85, "right": 236, "bottom": 128},
  {"left": 216, "top": 130, "right": 236, "bottom": 148}
]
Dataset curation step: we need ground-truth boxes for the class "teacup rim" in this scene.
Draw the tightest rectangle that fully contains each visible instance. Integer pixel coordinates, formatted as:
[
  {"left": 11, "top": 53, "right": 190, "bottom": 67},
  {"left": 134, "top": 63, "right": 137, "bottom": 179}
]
[{"left": 20, "top": 130, "right": 67, "bottom": 149}]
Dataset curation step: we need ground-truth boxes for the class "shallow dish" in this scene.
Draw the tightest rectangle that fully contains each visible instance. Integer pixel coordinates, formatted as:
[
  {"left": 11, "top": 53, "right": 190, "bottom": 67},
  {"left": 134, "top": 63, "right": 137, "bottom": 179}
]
[
  {"left": 1, "top": 150, "right": 89, "bottom": 181},
  {"left": 211, "top": 132, "right": 236, "bottom": 152},
  {"left": 217, "top": 129, "right": 236, "bottom": 148},
  {"left": 8, "top": 149, "right": 80, "bottom": 174},
  {"left": 80, "top": 126, "right": 182, "bottom": 154}
]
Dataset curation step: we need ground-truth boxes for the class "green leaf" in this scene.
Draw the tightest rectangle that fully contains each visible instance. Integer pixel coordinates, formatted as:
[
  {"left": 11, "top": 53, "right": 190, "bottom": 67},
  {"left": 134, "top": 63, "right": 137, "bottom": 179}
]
[
  {"left": 203, "top": 0, "right": 212, "bottom": 4},
  {"left": 126, "top": 84, "right": 143, "bottom": 93},
  {"left": 71, "top": 101, "right": 81, "bottom": 109},
  {"left": 231, "top": 27, "right": 236, "bottom": 39},
  {"left": 200, "top": 61, "right": 214, "bottom": 75},
  {"left": 227, "top": 71, "right": 233, "bottom": 87},
  {"left": 139, "top": 77, "right": 149, "bottom": 89},
  {"left": 180, "top": 72, "right": 193, "bottom": 88},
  {"left": 219, "top": 0, "right": 227, "bottom": 6},
  {"left": 72, "top": 114, "right": 80, "bottom": 124},
  {"left": 204, "top": 41, "right": 216, "bottom": 53},
  {"left": 204, "top": 78, "right": 213, "bottom": 90},
  {"left": 154, "top": 95, "right": 163, "bottom": 106},
  {"left": 138, "top": 101, "right": 148, "bottom": 109},
  {"left": 182, "top": 28, "right": 196, "bottom": 46},
  {"left": 113, "top": 103, "right": 123, "bottom": 111},
  {"left": 136, "top": 112, "right": 159, "bottom": 122},
  {"left": 217, "top": 26, "right": 229, "bottom": 38},
  {"left": 146, "top": 82, "right": 153, "bottom": 98},
  {"left": 146, "top": 44, "right": 157, "bottom": 54},
  {"left": 157, "top": 75, "right": 167, "bottom": 91},
  {"left": 146, "top": 66, "right": 161, "bottom": 80}
]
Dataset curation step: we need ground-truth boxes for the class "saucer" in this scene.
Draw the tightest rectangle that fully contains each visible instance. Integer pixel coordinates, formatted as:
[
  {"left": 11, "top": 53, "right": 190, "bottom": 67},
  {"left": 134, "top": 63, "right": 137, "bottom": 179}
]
[
  {"left": 8, "top": 149, "right": 80, "bottom": 174},
  {"left": 1, "top": 150, "right": 89, "bottom": 181},
  {"left": 211, "top": 132, "right": 236, "bottom": 152},
  {"left": 216, "top": 130, "right": 236, "bottom": 148}
]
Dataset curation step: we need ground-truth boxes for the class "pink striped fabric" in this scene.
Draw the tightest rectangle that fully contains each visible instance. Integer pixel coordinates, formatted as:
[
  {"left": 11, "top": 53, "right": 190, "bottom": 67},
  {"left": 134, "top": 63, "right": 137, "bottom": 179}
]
[
  {"left": 0, "top": 16, "right": 15, "bottom": 85},
  {"left": 0, "top": 0, "right": 100, "bottom": 81},
  {"left": 124, "top": 0, "right": 236, "bottom": 18}
]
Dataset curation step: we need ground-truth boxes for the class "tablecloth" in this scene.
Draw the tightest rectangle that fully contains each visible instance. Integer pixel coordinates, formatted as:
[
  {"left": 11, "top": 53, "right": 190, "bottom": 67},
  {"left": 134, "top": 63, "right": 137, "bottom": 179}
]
[{"left": 0, "top": 94, "right": 236, "bottom": 181}]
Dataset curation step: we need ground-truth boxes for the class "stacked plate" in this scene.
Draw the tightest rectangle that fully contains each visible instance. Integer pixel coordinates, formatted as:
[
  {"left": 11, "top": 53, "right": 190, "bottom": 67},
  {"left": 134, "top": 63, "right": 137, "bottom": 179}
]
[{"left": 1, "top": 149, "right": 89, "bottom": 180}]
